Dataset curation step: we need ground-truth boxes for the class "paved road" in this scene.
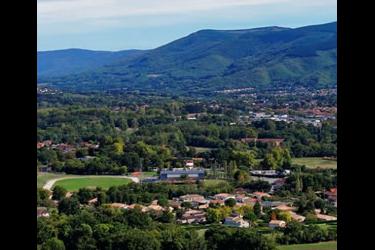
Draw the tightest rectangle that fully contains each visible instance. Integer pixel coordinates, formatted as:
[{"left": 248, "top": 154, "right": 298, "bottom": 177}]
[{"left": 43, "top": 175, "right": 139, "bottom": 191}]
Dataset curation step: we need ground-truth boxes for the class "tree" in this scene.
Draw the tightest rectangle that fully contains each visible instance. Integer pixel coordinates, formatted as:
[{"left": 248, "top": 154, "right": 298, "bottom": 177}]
[
  {"left": 233, "top": 170, "right": 250, "bottom": 185},
  {"left": 41, "top": 238, "right": 65, "bottom": 250},
  {"left": 77, "top": 188, "right": 95, "bottom": 204},
  {"left": 52, "top": 186, "right": 67, "bottom": 201},
  {"left": 253, "top": 201, "right": 262, "bottom": 217},
  {"left": 207, "top": 208, "right": 222, "bottom": 223},
  {"left": 224, "top": 198, "right": 236, "bottom": 207},
  {"left": 58, "top": 197, "right": 80, "bottom": 215},
  {"left": 159, "top": 211, "right": 175, "bottom": 223},
  {"left": 157, "top": 196, "right": 169, "bottom": 207}
]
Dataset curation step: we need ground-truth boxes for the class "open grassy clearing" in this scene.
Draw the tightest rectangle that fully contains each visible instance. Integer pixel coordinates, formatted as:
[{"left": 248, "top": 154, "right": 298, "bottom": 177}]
[
  {"left": 138, "top": 171, "right": 159, "bottom": 180},
  {"left": 203, "top": 179, "right": 229, "bottom": 187},
  {"left": 292, "top": 157, "right": 337, "bottom": 169},
  {"left": 53, "top": 177, "right": 132, "bottom": 191},
  {"left": 193, "top": 147, "right": 215, "bottom": 153},
  {"left": 278, "top": 241, "right": 337, "bottom": 250}
]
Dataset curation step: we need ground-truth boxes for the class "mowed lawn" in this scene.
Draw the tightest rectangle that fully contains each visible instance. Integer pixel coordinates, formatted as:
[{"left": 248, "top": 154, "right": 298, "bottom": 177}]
[
  {"left": 278, "top": 241, "right": 337, "bottom": 250},
  {"left": 292, "top": 157, "right": 337, "bottom": 169},
  {"left": 53, "top": 177, "right": 132, "bottom": 191}
]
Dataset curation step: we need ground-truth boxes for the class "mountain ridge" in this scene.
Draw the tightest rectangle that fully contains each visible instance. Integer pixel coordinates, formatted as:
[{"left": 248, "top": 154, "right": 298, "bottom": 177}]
[{"left": 38, "top": 21, "right": 337, "bottom": 94}]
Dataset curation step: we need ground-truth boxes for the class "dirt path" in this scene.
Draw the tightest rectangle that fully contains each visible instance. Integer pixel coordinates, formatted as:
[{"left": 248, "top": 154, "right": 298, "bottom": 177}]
[{"left": 43, "top": 175, "right": 139, "bottom": 191}]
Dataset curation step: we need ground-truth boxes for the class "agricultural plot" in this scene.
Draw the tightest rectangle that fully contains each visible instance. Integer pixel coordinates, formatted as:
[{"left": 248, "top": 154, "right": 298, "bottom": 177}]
[
  {"left": 278, "top": 241, "right": 337, "bottom": 250},
  {"left": 292, "top": 157, "right": 337, "bottom": 169}
]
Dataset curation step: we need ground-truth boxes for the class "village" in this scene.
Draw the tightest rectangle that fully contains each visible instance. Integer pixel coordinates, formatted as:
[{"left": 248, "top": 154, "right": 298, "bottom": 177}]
[{"left": 38, "top": 158, "right": 337, "bottom": 232}]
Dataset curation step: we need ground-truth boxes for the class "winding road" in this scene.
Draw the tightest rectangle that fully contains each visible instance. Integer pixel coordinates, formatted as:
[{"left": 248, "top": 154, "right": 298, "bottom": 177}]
[{"left": 43, "top": 175, "right": 139, "bottom": 191}]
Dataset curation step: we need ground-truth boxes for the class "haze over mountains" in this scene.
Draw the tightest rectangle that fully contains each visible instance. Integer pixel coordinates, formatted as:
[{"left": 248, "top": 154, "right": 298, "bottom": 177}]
[{"left": 38, "top": 22, "right": 336, "bottom": 94}]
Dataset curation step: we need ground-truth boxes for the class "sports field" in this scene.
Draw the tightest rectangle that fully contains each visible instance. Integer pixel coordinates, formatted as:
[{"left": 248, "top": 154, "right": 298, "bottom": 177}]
[
  {"left": 278, "top": 241, "right": 337, "bottom": 250},
  {"left": 292, "top": 157, "right": 337, "bottom": 169},
  {"left": 37, "top": 173, "right": 71, "bottom": 189},
  {"left": 53, "top": 176, "right": 132, "bottom": 191}
]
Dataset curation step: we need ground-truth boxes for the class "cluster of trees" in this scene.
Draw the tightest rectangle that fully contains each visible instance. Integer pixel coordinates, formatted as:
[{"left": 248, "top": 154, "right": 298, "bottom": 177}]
[
  {"left": 37, "top": 206, "right": 277, "bottom": 250},
  {"left": 37, "top": 207, "right": 206, "bottom": 250},
  {"left": 38, "top": 93, "right": 337, "bottom": 175},
  {"left": 284, "top": 168, "right": 337, "bottom": 193},
  {"left": 277, "top": 221, "right": 337, "bottom": 245}
]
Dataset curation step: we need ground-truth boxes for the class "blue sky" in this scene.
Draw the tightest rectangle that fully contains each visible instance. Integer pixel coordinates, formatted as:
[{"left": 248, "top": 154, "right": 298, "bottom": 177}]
[{"left": 37, "top": 0, "right": 337, "bottom": 51}]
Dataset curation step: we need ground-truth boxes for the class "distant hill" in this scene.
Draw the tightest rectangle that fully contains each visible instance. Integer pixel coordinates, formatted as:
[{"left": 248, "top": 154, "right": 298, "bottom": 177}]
[
  {"left": 37, "top": 49, "right": 145, "bottom": 78},
  {"left": 39, "top": 22, "right": 336, "bottom": 94}
]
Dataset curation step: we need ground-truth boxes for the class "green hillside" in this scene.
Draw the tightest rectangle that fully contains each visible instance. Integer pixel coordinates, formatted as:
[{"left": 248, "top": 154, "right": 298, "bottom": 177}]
[{"left": 39, "top": 22, "right": 337, "bottom": 94}]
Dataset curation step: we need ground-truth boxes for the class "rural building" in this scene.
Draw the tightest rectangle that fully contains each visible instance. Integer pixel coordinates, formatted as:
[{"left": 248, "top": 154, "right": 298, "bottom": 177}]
[
  {"left": 316, "top": 214, "right": 337, "bottom": 221},
  {"left": 160, "top": 168, "right": 205, "bottom": 180},
  {"left": 268, "top": 220, "right": 286, "bottom": 229},
  {"left": 289, "top": 211, "right": 306, "bottom": 222},
  {"left": 213, "top": 193, "right": 235, "bottom": 201},
  {"left": 240, "top": 138, "right": 284, "bottom": 147},
  {"left": 37, "top": 207, "right": 50, "bottom": 218},
  {"left": 224, "top": 215, "right": 249, "bottom": 228},
  {"left": 178, "top": 209, "right": 206, "bottom": 224}
]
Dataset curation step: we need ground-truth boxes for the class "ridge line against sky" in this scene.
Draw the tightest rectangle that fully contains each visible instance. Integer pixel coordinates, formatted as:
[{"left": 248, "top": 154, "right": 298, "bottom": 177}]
[{"left": 38, "top": 0, "right": 337, "bottom": 51}]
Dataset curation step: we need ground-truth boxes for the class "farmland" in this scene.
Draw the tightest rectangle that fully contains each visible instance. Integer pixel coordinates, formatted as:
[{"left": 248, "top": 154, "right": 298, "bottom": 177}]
[
  {"left": 292, "top": 157, "right": 337, "bottom": 169},
  {"left": 278, "top": 241, "right": 337, "bottom": 250}
]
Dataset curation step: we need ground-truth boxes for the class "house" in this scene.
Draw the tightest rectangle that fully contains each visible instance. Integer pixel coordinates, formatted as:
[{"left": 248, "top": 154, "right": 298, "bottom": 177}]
[
  {"left": 178, "top": 209, "right": 206, "bottom": 224},
  {"left": 268, "top": 220, "right": 286, "bottom": 229},
  {"left": 184, "top": 160, "right": 194, "bottom": 168},
  {"left": 209, "top": 199, "right": 225, "bottom": 206},
  {"left": 316, "top": 214, "right": 337, "bottom": 221},
  {"left": 145, "top": 204, "right": 165, "bottom": 213},
  {"left": 160, "top": 168, "right": 205, "bottom": 181},
  {"left": 65, "top": 192, "right": 73, "bottom": 198},
  {"left": 168, "top": 199, "right": 181, "bottom": 209},
  {"left": 179, "top": 194, "right": 207, "bottom": 207},
  {"left": 108, "top": 203, "right": 128, "bottom": 209},
  {"left": 224, "top": 215, "right": 249, "bottom": 228},
  {"left": 37, "top": 207, "right": 50, "bottom": 218},
  {"left": 241, "top": 197, "right": 258, "bottom": 206},
  {"left": 325, "top": 188, "right": 337, "bottom": 205},
  {"left": 252, "top": 192, "right": 272, "bottom": 200},
  {"left": 213, "top": 193, "right": 235, "bottom": 201},
  {"left": 289, "top": 211, "right": 306, "bottom": 222},
  {"left": 240, "top": 138, "right": 284, "bottom": 147},
  {"left": 273, "top": 204, "right": 297, "bottom": 212},
  {"left": 39, "top": 165, "right": 52, "bottom": 173},
  {"left": 88, "top": 198, "right": 98, "bottom": 205}
]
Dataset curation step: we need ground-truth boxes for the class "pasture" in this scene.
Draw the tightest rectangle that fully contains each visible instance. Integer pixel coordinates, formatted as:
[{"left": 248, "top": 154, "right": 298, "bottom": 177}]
[
  {"left": 292, "top": 157, "right": 337, "bottom": 169},
  {"left": 278, "top": 241, "right": 337, "bottom": 250}
]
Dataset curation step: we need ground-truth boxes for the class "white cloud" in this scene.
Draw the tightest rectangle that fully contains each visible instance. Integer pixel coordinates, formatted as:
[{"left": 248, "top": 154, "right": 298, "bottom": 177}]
[{"left": 38, "top": 0, "right": 336, "bottom": 25}]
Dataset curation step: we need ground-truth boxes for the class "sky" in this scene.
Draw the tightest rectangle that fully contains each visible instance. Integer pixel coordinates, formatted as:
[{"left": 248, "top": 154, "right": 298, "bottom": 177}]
[{"left": 37, "top": 0, "right": 337, "bottom": 51}]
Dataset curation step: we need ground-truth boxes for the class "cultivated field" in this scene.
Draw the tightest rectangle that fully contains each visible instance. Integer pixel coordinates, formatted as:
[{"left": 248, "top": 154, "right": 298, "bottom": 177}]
[
  {"left": 278, "top": 241, "right": 337, "bottom": 250},
  {"left": 292, "top": 157, "right": 337, "bottom": 169},
  {"left": 53, "top": 176, "right": 132, "bottom": 191}
]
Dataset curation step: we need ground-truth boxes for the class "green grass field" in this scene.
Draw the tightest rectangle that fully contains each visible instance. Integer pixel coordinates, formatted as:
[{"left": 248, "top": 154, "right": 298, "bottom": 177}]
[
  {"left": 193, "top": 147, "right": 214, "bottom": 153},
  {"left": 292, "top": 157, "right": 337, "bottom": 169},
  {"left": 139, "top": 171, "right": 158, "bottom": 179},
  {"left": 278, "top": 241, "right": 337, "bottom": 250},
  {"left": 53, "top": 177, "right": 132, "bottom": 191},
  {"left": 37, "top": 173, "right": 71, "bottom": 189},
  {"left": 203, "top": 179, "right": 229, "bottom": 187}
]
